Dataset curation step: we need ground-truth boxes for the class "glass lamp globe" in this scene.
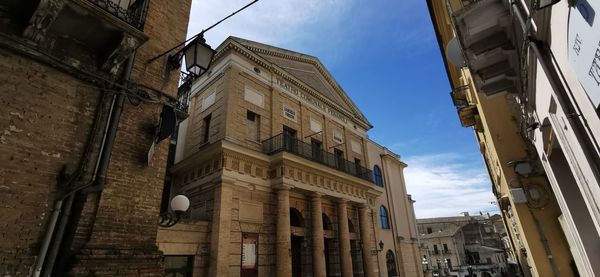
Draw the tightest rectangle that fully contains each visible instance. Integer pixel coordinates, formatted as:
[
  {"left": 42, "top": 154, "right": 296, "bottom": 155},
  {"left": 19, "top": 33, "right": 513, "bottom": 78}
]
[{"left": 170, "top": 195, "right": 190, "bottom": 212}]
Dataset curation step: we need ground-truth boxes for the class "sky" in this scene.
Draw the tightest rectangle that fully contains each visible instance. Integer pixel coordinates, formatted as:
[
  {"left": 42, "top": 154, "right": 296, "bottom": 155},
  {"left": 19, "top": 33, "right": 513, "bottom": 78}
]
[{"left": 187, "top": 0, "right": 499, "bottom": 218}]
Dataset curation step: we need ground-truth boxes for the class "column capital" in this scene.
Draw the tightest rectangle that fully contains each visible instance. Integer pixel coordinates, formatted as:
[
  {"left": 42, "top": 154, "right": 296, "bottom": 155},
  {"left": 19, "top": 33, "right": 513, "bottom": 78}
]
[
  {"left": 274, "top": 184, "right": 293, "bottom": 191},
  {"left": 310, "top": 191, "right": 323, "bottom": 198},
  {"left": 358, "top": 202, "right": 370, "bottom": 210},
  {"left": 335, "top": 198, "right": 348, "bottom": 204}
]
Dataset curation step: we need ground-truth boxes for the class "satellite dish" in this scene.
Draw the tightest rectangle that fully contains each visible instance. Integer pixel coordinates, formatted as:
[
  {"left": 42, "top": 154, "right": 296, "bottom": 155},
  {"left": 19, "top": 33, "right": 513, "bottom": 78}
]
[{"left": 446, "top": 37, "right": 466, "bottom": 68}]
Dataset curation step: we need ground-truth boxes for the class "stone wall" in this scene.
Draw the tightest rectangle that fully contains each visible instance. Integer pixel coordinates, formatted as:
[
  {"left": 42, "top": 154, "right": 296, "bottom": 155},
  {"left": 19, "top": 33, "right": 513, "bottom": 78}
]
[{"left": 157, "top": 222, "right": 212, "bottom": 277}]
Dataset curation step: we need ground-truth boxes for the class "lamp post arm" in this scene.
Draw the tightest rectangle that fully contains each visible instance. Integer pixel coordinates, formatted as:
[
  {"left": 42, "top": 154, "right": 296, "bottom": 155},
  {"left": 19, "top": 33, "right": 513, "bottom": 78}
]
[{"left": 147, "top": 34, "right": 200, "bottom": 64}]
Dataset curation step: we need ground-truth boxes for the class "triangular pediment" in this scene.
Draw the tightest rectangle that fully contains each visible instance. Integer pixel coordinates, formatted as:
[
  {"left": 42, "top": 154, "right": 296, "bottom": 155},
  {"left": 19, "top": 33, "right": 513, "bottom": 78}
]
[{"left": 219, "top": 36, "right": 371, "bottom": 129}]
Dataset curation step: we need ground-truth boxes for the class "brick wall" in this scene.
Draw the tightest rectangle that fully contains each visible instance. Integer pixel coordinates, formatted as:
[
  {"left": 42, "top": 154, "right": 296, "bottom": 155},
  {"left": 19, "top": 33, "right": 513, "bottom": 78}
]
[
  {"left": 0, "top": 49, "right": 100, "bottom": 275},
  {"left": 0, "top": 0, "right": 193, "bottom": 275}
]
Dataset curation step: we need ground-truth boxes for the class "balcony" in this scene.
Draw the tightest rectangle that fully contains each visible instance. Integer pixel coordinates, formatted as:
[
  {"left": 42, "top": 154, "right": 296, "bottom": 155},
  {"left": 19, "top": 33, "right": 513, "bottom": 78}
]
[
  {"left": 175, "top": 73, "right": 194, "bottom": 118},
  {"left": 450, "top": 85, "right": 470, "bottom": 108},
  {"left": 262, "top": 134, "right": 374, "bottom": 183},
  {"left": 87, "top": 0, "right": 148, "bottom": 30},
  {"left": 446, "top": 0, "right": 520, "bottom": 97},
  {"left": 1, "top": 0, "right": 149, "bottom": 74},
  {"left": 458, "top": 105, "right": 478, "bottom": 128}
]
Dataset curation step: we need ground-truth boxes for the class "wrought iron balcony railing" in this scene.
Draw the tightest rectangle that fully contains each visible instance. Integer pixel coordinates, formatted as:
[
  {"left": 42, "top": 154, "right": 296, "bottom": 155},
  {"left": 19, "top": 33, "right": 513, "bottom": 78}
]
[
  {"left": 262, "top": 134, "right": 374, "bottom": 183},
  {"left": 87, "top": 0, "right": 149, "bottom": 30},
  {"left": 176, "top": 73, "right": 194, "bottom": 114},
  {"left": 450, "top": 85, "right": 470, "bottom": 109}
]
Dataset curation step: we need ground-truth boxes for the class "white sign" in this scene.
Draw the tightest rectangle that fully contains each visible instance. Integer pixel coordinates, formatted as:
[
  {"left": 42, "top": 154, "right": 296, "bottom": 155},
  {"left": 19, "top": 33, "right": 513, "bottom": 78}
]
[
  {"left": 241, "top": 242, "right": 257, "bottom": 269},
  {"left": 568, "top": 0, "right": 600, "bottom": 107}
]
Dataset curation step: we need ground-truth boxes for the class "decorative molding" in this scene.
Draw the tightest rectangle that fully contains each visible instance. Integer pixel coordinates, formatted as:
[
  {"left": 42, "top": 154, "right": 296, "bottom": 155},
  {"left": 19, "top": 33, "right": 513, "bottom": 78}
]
[
  {"left": 23, "top": 0, "right": 65, "bottom": 43},
  {"left": 102, "top": 33, "right": 144, "bottom": 74}
]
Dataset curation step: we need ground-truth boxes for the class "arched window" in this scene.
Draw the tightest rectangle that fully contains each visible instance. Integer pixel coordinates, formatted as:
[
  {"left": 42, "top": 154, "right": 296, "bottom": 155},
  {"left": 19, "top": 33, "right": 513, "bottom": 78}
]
[
  {"left": 322, "top": 213, "right": 332, "bottom": 230},
  {"left": 348, "top": 219, "right": 355, "bottom": 233},
  {"left": 386, "top": 250, "right": 397, "bottom": 277},
  {"left": 290, "top": 208, "right": 304, "bottom": 227},
  {"left": 373, "top": 165, "right": 384, "bottom": 187},
  {"left": 380, "top": 205, "right": 390, "bottom": 229}
]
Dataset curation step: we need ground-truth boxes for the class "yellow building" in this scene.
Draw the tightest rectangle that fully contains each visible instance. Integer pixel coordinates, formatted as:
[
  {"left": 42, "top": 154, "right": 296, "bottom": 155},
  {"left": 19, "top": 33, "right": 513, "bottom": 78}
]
[
  {"left": 156, "top": 37, "right": 422, "bottom": 277},
  {"left": 425, "top": 0, "right": 599, "bottom": 276}
]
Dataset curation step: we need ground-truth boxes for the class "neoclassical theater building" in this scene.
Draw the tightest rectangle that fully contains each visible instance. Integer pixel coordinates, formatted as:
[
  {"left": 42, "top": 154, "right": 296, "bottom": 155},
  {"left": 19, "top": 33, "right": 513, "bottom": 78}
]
[{"left": 157, "top": 37, "right": 422, "bottom": 277}]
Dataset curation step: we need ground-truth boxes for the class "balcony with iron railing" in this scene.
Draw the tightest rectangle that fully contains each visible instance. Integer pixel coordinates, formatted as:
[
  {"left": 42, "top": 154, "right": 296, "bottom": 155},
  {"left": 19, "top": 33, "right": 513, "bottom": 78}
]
[
  {"left": 87, "top": 0, "right": 149, "bottom": 30},
  {"left": 450, "top": 84, "right": 470, "bottom": 109},
  {"left": 262, "top": 134, "right": 374, "bottom": 183},
  {"left": 176, "top": 73, "right": 194, "bottom": 116},
  {"left": 0, "top": 0, "right": 151, "bottom": 75}
]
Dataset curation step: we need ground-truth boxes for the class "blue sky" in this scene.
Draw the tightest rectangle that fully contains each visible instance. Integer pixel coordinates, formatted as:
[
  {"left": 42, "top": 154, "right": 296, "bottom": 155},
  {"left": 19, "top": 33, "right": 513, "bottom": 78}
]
[{"left": 188, "top": 0, "right": 498, "bottom": 218}]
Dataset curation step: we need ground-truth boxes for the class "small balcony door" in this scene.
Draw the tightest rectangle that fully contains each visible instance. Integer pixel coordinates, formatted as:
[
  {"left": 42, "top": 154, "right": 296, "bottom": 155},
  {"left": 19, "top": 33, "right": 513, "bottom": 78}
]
[
  {"left": 334, "top": 149, "right": 344, "bottom": 170},
  {"left": 283, "top": 127, "right": 297, "bottom": 152},
  {"left": 311, "top": 139, "right": 322, "bottom": 162}
]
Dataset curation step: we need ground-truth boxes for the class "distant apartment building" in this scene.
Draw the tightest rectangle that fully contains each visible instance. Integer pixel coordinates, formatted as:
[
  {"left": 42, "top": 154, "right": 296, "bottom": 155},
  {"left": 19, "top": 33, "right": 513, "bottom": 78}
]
[
  {"left": 156, "top": 36, "right": 423, "bottom": 277},
  {"left": 418, "top": 214, "right": 516, "bottom": 277},
  {"left": 427, "top": 0, "right": 600, "bottom": 276}
]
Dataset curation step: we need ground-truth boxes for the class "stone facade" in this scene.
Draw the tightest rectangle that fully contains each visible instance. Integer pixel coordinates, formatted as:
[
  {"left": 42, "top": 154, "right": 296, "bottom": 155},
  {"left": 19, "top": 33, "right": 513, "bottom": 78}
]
[
  {"left": 0, "top": 0, "right": 192, "bottom": 275},
  {"left": 159, "top": 37, "right": 422, "bottom": 277}
]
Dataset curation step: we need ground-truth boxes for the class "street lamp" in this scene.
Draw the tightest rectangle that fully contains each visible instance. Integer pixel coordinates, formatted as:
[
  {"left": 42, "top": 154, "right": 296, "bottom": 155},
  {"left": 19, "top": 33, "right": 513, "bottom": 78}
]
[
  {"left": 146, "top": 0, "right": 258, "bottom": 77},
  {"left": 147, "top": 33, "right": 215, "bottom": 78},
  {"left": 159, "top": 195, "right": 190, "bottom": 227},
  {"left": 378, "top": 240, "right": 385, "bottom": 252},
  {"left": 422, "top": 258, "right": 430, "bottom": 276}
]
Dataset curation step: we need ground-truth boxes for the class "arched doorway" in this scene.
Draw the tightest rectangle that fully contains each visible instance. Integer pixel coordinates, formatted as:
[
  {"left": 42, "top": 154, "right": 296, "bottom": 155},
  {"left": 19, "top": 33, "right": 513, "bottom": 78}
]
[
  {"left": 386, "top": 250, "right": 398, "bottom": 277},
  {"left": 290, "top": 208, "right": 305, "bottom": 277},
  {"left": 348, "top": 218, "right": 364, "bottom": 276},
  {"left": 322, "top": 213, "right": 339, "bottom": 276}
]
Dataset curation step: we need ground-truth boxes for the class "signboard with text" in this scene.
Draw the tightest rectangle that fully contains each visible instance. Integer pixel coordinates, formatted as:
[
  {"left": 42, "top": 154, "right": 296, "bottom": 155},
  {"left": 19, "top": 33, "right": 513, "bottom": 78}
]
[{"left": 568, "top": 0, "right": 600, "bottom": 107}]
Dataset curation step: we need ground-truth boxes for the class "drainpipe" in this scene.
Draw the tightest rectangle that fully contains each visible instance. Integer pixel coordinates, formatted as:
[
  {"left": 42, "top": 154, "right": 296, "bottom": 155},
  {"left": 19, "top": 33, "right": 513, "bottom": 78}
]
[
  {"left": 31, "top": 92, "right": 109, "bottom": 277},
  {"left": 33, "top": 54, "right": 136, "bottom": 277}
]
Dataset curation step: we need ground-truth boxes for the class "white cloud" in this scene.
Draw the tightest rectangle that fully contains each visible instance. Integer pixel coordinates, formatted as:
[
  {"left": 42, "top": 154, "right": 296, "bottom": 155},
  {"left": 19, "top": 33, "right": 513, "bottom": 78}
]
[
  {"left": 403, "top": 153, "right": 499, "bottom": 218},
  {"left": 187, "top": 0, "right": 353, "bottom": 50}
]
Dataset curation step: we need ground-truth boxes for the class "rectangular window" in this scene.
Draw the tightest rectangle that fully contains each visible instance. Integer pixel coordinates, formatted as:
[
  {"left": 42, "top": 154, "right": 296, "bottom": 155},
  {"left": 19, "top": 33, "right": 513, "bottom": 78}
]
[
  {"left": 427, "top": 227, "right": 433, "bottom": 234},
  {"left": 247, "top": 111, "right": 260, "bottom": 142},
  {"left": 351, "top": 139, "right": 362, "bottom": 154},
  {"left": 244, "top": 86, "right": 264, "bottom": 108},
  {"left": 203, "top": 114, "right": 212, "bottom": 143},
  {"left": 201, "top": 90, "right": 216, "bottom": 111},
  {"left": 164, "top": 255, "right": 193, "bottom": 277},
  {"left": 433, "top": 245, "right": 439, "bottom": 255},
  {"left": 332, "top": 129, "right": 343, "bottom": 143},
  {"left": 443, "top": 243, "right": 448, "bottom": 252}
]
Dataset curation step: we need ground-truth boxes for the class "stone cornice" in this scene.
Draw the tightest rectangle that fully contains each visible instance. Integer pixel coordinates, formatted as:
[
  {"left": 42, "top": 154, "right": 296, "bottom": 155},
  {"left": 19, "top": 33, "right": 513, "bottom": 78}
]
[{"left": 268, "top": 152, "right": 382, "bottom": 204}]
